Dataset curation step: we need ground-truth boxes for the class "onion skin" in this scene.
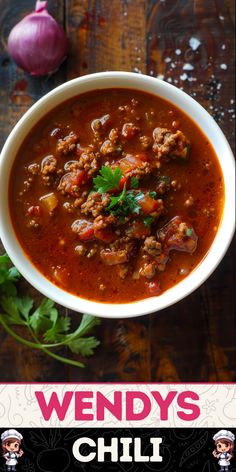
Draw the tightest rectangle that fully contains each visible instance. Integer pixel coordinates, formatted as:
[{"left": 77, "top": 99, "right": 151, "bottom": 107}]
[{"left": 7, "top": 1, "right": 68, "bottom": 76}]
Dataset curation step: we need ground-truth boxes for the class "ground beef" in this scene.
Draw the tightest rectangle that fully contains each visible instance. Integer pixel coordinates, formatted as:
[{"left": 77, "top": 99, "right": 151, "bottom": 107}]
[
  {"left": 91, "top": 114, "right": 111, "bottom": 138},
  {"left": 125, "top": 160, "right": 152, "bottom": 179},
  {"left": 100, "top": 249, "right": 128, "bottom": 265},
  {"left": 100, "top": 139, "right": 117, "bottom": 155},
  {"left": 121, "top": 122, "right": 140, "bottom": 139},
  {"left": 139, "top": 135, "right": 151, "bottom": 149},
  {"left": 93, "top": 214, "right": 117, "bottom": 231},
  {"left": 139, "top": 260, "right": 157, "bottom": 279},
  {"left": 28, "top": 163, "right": 40, "bottom": 175},
  {"left": 57, "top": 132, "right": 79, "bottom": 154},
  {"left": 81, "top": 192, "right": 111, "bottom": 217},
  {"left": 41, "top": 155, "right": 57, "bottom": 175},
  {"left": 143, "top": 236, "right": 162, "bottom": 257},
  {"left": 76, "top": 149, "right": 100, "bottom": 176},
  {"left": 152, "top": 128, "right": 189, "bottom": 162},
  {"left": 109, "top": 128, "right": 119, "bottom": 143},
  {"left": 142, "top": 237, "right": 168, "bottom": 271}
]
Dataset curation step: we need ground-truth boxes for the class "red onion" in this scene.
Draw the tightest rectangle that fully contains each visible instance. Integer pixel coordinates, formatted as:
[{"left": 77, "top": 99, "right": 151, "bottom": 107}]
[{"left": 7, "top": 0, "right": 68, "bottom": 76}]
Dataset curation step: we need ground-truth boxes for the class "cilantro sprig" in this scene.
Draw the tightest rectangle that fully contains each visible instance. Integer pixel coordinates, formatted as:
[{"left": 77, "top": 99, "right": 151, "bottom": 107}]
[
  {"left": 0, "top": 254, "right": 100, "bottom": 368},
  {"left": 93, "top": 166, "right": 123, "bottom": 193},
  {"left": 107, "top": 185, "right": 144, "bottom": 217}
]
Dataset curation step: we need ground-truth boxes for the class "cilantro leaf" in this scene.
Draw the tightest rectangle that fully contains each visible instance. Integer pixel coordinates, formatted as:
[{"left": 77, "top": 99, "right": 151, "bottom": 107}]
[
  {"left": 93, "top": 166, "right": 123, "bottom": 193},
  {"left": 149, "top": 191, "right": 157, "bottom": 199},
  {"left": 143, "top": 216, "right": 154, "bottom": 227},
  {"left": 107, "top": 187, "right": 143, "bottom": 217},
  {"left": 68, "top": 337, "right": 100, "bottom": 356},
  {"left": 29, "top": 298, "right": 57, "bottom": 334},
  {"left": 130, "top": 176, "right": 139, "bottom": 189},
  {"left": 186, "top": 227, "right": 193, "bottom": 237},
  {"left": 0, "top": 255, "right": 101, "bottom": 368}
]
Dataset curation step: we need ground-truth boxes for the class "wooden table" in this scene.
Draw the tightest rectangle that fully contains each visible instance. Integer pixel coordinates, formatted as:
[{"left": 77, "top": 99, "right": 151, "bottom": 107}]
[{"left": 0, "top": 0, "right": 235, "bottom": 382}]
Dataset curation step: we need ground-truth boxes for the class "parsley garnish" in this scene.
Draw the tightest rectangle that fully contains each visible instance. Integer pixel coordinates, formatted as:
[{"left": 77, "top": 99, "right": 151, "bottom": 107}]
[
  {"left": 143, "top": 216, "right": 154, "bottom": 227},
  {"left": 0, "top": 254, "right": 100, "bottom": 368},
  {"left": 93, "top": 166, "right": 123, "bottom": 193},
  {"left": 107, "top": 186, "right": 143, "bottom": 217},
  {"left": 149, "top": 191, "right": 157, "bottom": 198},
  {"left": 130, "top": 176, "right": 139, "bottom": 189},
  {"left": 186, "top": 227, "right": 193, "bottom": 237}
]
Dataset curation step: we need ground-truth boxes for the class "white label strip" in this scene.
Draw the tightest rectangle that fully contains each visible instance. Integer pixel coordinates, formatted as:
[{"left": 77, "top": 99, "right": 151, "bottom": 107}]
[{"left": 0, "top": 383, "right": 235, "bottom": 428}]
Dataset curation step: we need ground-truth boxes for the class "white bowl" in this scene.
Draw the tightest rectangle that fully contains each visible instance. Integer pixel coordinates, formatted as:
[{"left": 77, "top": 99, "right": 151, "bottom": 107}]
[{"left": 0, "top": 72, "right": 235, "bottom": 318}]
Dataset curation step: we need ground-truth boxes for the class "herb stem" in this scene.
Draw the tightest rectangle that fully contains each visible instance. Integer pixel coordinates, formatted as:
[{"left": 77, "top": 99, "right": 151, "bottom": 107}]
[{"left": 0, "top": 314, "right": 85, "bottom": 368}]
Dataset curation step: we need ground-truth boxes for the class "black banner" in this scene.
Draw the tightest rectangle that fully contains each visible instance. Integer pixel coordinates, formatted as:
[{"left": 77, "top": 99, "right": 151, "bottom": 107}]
[{"left": 0, "top": 428, "right": 236, "bottom": 471}]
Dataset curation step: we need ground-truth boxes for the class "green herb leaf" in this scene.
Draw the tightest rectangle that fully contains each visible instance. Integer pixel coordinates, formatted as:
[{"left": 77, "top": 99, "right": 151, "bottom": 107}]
[
  {"left": 93, "top": 166, "right": 123, "bottom": 193},
  {"left": 107, "top": 187, "right": 142, "bottom": 217},
  {"left": 186, "top": 227, "right": 193, "bottom": 237},
  {"left": 130, "top": 176, "right": 139, "bottom": 189},
  {"left": 143, "top": 216, "right": 154, "bottom": 227},
  {"left": 149, "top": 191, "right": 157, "bottom": 199},
  {"left": 68, "top": 337, "right": 100, "bottom": 356},
  {"left": 0, "top": 255, "right": 101, "bottom": 368}
]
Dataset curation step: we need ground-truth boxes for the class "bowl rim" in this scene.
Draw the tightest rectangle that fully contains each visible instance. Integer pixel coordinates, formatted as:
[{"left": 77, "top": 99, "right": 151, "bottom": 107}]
[{"left": 0, "top": 71, "right": 235, "bottom": 318}]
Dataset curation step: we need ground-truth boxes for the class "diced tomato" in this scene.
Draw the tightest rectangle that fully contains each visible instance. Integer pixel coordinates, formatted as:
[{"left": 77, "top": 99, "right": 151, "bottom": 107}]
[
  {"left": 71, "top": 219, "right": 94, "bottom": 241},
  {"left": 119, "top": 176, "right": 129, "bottom": 190},
  {"left": 94, "top": 228, "right": 117, "bottom": 243},
  {"left": 138, "top": 194, "right": 159, "bottom": 214},
  {"left": 145, "top": 280, "right": 161, "bottom": 296},
  {"left": 60, "top": 170, "right": 88, "bottom": 194},
  {"left": 126, "top": 220, "right": 150, "bottom": 238},
  {"left": 27, "top": 205, "right": 41, "bottom": 217},
  {"left": 118, "top": 154, "right": 146, "bottom": 174}
]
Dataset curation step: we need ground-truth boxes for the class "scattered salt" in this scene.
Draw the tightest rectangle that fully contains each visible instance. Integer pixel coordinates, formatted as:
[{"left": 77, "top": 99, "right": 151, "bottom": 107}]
[
  {"left": 157, "top": 74, "right": 164, "bottom": 80},
  {"left": 175, "top": 49, "right": 181, "bottom": 55},
  {"left": 133, "top": 67, "right": 142, "bottom": 74},
  {"left": 217, "top": 83, "right": 222, "bottom": 90},
  {"left": 171, "top": 62, "right": 176, "bottom": 68},
  {"left": 220, "top": 64, "right": 228, "bottom": 70},
  {"left": 219, "top": 15, "right": 224, "bottom": 20},
  {"left": 123, "top": 11, "right": 128, "bottom": 16},
  {"left": 189, "top": 37, "right": 201, "bottom": 51},
  {"left": 164, "top": 57, "right": 172, "bottom": 63},
  {"left": 167, "top": 77, "right": 173, "bottom": 83},
  {"left": 230, "top": 99, "right": 234, "bottom": 104},
  {"left": 221, "top": 44, "right": 226, "bottom": 50},
  {"left": 183, "top": 63, "right": 194, "bottom": 71},
  {"left": 180, "top": 73, "right": 188, "bottom": 81}
]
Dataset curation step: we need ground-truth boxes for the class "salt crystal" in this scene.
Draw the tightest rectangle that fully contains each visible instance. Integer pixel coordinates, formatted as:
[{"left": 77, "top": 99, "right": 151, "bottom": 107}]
[
  {"left": 189, "top": 37, "right": 201, "bottom": 51},
  {"left": 171, "top": 62, "right": 176, "bottom": 68},
  {"left": 167, "top": 77, "right": 173, "bottom": 83},
  {"left": 219, "top": 15, "right": 224, "bottom": 20},
  {"left": 164, "top": 57, "right": 172, "bottom": 63},
  {"left": 230, "top": 99, "right": 234, "bottom": 104},
  {"left": 124, "top": 11, "right": 128, "bottom": 16},
  {"left": 183, "top": 63, "right": 194, "bottom": 71},
  {"left": 157, "top": 74, "right": 164, "bottom": 80},
  {"left": 174, "top": 79, "right": 178, "bottom": 83},
  {"left": 180, "top": 73, "right": 188, "bottom": 81},
  {"left": 133, "top": 67, "right": 142, "bottom": 74},
  {"left": 188, "top": 77, "right": 197, "bottom": 82},
  {"left": 221, "top": 44, "right": 226, "bottom": 50},
  {"left": 175, "top": 49, "right": 181, "bottom": 55},
  {"left": 220, "top": 64, "right": 228, "bottom": 70}
]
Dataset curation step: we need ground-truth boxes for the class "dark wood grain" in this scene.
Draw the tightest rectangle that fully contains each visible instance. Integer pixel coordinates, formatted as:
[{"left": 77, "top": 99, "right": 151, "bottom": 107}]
[{"left": 0, "top": 0, "right": 235, "bottom": 382}]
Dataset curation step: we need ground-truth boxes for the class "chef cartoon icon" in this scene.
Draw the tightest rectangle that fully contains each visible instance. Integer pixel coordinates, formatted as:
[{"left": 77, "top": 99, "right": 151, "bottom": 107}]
[
  {"left": 1, "top": 429, "right": 24, "bottom": 472},
  {"left": 212, "top": 429, "right": 235, "bottom": 471}
]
